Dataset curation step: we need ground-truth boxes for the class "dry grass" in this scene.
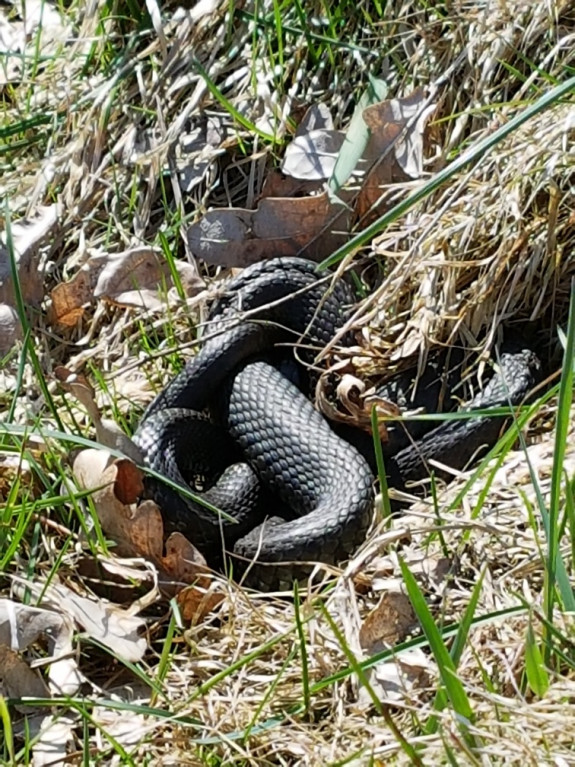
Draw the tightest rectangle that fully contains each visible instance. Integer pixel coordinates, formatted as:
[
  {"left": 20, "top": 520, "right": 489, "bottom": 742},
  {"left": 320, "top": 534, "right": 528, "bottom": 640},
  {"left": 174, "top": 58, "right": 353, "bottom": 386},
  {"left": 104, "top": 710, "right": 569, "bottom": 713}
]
[{"left": 2, "top": 0, "right": 575, "bottom": 764}]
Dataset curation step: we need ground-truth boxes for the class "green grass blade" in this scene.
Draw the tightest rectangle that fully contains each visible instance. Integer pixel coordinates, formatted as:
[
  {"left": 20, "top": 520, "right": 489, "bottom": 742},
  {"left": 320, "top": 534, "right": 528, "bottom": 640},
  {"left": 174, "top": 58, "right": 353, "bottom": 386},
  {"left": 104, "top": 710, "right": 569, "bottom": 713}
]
[
  {"left": 398, "top": 558, "right": 476, "bottom": 746},
  {"left": 371, "top": 405, "right": 391, "bottom": 520},
  {"left": 424, "top": 565, "right": 486, "bottom": 735},
  {"left": 525, "top": 619, "right": 550, "bottom": 698},
  {"left": 328, "top": 76, "right": 388, "bottom": 193},
  {"left": 544, "top": 280, "right": 575, "bottom": 637}
]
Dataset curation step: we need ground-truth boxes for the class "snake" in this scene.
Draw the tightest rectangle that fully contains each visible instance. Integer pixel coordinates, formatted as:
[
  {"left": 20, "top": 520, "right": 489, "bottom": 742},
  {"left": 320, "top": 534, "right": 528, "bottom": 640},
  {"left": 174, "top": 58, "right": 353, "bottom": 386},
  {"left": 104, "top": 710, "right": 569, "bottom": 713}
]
[{"left": 134, "top": 257, "right": 541, "bottom": 590}]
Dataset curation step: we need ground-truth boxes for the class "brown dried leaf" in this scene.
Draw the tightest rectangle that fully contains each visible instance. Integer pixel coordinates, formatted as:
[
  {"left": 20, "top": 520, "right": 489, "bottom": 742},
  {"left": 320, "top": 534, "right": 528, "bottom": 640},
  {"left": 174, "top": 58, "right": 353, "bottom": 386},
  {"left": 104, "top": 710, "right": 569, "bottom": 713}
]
[
  {"left": 72, "top": 451, "right": 157, "bottom": 557},
  {"left": 316, "top": 370, "right": 397, "bottom": 438},
  {"left": 357, "top": 89, "right": 436, "bottom": 222},
  {"left": 0, "top": 303, "right": 22, "bottom": 353},
  {"left": 260, "top": 169, "right": 323, "bottom": 199},
  {"left": 189, "top": 191, "right": 351, "bottom": 266},
  {"left": 359, "top": 588, "right": 416, "bottom": 653},
  {"left": 14, "top": 580, "right": 147, "bottom": 664},
  {"left": 72, "top": 451, "right": 222, "bottom": 620},
  {"left": 0, "top": 644, "right": 50, "bottom": 703},
  {"left": 163, "top": 534, "right": 225, "bottom": 621},
  {"left": 176, "top": 579, "right": 225, "bottom": 623},
  {"left": 0, "top": 205, "right": 57, "bottom": 307},
  {"left": 0, "top": 598, "right": 81, "bottom": 699},
  {"left": 94, "top": 246, "right": 166, "bottom": 310},
  {"left": 49, "top": 267, "right": 92, "bottom": 327}
]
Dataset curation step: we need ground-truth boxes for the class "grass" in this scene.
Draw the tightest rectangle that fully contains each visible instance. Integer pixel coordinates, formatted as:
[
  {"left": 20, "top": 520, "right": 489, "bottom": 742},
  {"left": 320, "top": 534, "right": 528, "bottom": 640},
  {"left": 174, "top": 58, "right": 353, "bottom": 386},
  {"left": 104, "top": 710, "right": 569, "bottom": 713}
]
[{"left": 1, "top": 0, "right": 575, "bottom": 763}]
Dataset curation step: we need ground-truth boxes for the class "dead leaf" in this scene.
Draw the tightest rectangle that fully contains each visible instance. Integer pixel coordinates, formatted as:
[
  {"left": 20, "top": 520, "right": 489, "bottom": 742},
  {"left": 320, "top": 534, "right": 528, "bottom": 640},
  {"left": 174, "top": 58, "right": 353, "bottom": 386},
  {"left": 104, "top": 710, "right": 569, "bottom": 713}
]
[
  {"left": 358, "top": 649, "right": 432, "bottom": 707},
  {"left": 160, "top": 533, "right": 225, "bottom": 622},
  {"left": 0, "top": 599, "right": 81, "bottom": 698},
  {"left": 31, "top": 715, "right": 75, "bottom": 767},
  {"left": 175, "top": 115, "right": 225, "bottom": 193},
  {"left": 188, "top": 86, "right": 434, "bottom": 267},
  {"left": 94, "top": 247, "right": 166, "bottom": 309},
  {"left": 0, "top": 598, "right": 66, "bottom": 651},
  {"left": 13, "top": 580, "right": 147, "bottom": 664},
  {"left": 85, "top": 245, "right": 204, "bottom": 310},
  {"left": 92, "top": 706, "right": 149, "bottom": 748},
  {"left": 0, "top": 205, "right": 58, "bottom": 307},
  {"left": 0, "top": 644, "right": 50, "bottom": 702},
  {"left": 188, "top": 191, "right": 351, "bottom": 266},
  {"left": 359, "top": 587, "right": 416, "bottom": 653},
  {"left": 316, "top": 369, "right": 397, "bottom": 437},
  {"left": 72, "top": 451, "right": 157, "bottom": 557},
  {"left": 281, "top": 129, "right": 346, "bottom": 180},
  {"left": 260, "top": 169, "right": 323, "bottom": 199},
  {"left": 357, "top": 90, "right": 436, "bottom": 221},
  {"left": 295, "top": 103, "right": 334, "bottom": 135},
  {"left": 49, "top": 267, "right": 92, "bottom": 327},
  {"left": 176, "top": 578, "right": 225, "bottom": 623},
  {"left": 0, "top": 303, "right": 22, "bottom": 353},
  {"left": 56, "top": 367, "right": 144, "bottom": 462},
  {"left": 77, "top": 555, "right": 157, "bottom": 604},
  {"left": 71, "top": 450, "right": 224, "bottom": 621}
]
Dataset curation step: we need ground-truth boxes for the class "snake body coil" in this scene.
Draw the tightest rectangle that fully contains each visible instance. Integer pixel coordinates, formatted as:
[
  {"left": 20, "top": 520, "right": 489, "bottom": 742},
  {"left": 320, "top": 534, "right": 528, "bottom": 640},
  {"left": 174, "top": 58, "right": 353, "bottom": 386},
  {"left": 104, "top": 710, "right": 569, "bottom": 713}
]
[{"left": 134, "top": 257, "right": 540, "bottom": 589}]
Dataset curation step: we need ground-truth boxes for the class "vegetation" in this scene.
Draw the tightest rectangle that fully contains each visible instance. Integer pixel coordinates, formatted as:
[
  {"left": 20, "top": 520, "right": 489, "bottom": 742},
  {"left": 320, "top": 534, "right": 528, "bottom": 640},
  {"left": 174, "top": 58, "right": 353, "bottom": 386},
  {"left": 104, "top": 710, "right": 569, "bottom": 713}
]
[{"left": 1, "top": 0, "right": 575, "bottom": 763}]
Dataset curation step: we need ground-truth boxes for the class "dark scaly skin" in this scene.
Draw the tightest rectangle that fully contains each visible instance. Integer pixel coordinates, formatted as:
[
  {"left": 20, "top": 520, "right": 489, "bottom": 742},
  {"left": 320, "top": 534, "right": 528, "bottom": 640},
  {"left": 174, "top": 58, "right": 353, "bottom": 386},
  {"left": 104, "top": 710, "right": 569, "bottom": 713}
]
[
  {"left": 221, "top": 361, "right": 373, "bottom": 590},
  {"left": 134, "top": 257, "right": 541, "bottom": 590},
  {"left": 134, "top": 257, "right": 374, "bottom": 587}
]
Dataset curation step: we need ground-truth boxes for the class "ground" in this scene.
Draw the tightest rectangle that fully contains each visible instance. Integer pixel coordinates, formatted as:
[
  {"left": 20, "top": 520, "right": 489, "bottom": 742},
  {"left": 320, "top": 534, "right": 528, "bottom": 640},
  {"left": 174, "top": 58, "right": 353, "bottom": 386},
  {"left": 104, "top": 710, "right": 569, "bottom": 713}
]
[{"left": 1, "top": 0, "right": 575, "bottom": 764}]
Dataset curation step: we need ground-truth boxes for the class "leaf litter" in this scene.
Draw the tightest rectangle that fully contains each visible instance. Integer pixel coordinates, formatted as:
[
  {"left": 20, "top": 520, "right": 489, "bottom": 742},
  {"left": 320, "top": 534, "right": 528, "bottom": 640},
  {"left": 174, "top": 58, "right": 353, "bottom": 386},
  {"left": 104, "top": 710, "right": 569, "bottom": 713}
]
[
  {"left": 188, "top": 86, "right": 436, "bottom": 266},
  {"left": 1, "top": 0, "right": 575, "bottom": 763}
]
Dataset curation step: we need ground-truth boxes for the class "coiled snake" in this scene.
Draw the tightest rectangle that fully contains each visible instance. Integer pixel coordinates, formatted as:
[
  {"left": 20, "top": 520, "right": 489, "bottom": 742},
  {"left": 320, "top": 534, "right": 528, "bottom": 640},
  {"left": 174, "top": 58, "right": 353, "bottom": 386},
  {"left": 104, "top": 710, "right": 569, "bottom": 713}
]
[{"left": 134, "top": 257, "right": 540, "bottom": 589}]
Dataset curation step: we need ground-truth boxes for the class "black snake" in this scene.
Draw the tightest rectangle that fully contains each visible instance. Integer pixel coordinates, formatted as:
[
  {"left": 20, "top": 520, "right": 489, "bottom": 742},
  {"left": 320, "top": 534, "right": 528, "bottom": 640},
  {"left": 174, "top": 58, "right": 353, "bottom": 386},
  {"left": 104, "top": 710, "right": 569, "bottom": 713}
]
[{"left": 134, "top": 257, "right": 541, "bottom": 589}]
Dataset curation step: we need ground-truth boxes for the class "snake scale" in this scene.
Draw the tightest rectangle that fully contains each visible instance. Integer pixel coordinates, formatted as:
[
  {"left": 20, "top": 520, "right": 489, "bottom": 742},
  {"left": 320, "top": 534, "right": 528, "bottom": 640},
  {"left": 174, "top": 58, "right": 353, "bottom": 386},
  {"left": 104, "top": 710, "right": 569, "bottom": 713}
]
[{"left": 134, "top": 257, "right": 541, "bottom": 590}]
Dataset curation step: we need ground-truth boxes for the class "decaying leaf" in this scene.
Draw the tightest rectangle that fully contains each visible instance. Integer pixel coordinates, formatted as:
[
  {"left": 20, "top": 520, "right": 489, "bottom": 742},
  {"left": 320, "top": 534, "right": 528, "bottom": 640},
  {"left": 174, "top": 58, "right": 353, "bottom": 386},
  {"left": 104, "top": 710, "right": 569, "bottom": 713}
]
[
  {"left": 12, "top": 580, "right": 147, "bottom": 664},
  {"left": 30, "top": 715, "right": 75, "bottom": 767},
  {"left": 175, "top": 115, "right": 225, "bottom": 193},
  {"left": 295, "top": 103, "right": 334, "bottom": 135},
  {"left": 0, "top": 205, "right": 57, "bottom": 307},
  {"left": 281, "top": 129, "right": 346, "bottom": 180},
  {"left": 189, "top": 86, "right": 435, "bottom": 266},
  {"left": 92, "top": 706, "right": 149, "bottom": 749},
  {"left": 49, "top": 247, "right": 204, "bottom": 326},
  {"left": 0, "top": 644, "right": 50, "bottom": 703},
  {"left": 72, "top": 450, "right": 225, "bottom": 621},
  {"left": 55, "top": 366, "right": 144, "bottom": 461},
  {"left": 260, "top": 169, "right": 323, "bottom": 199},
  {"left": 359, "top": 587, "right": 416, "bottom": 653},
  {"left": 188, "top": 190, "right": 351, "bottom": 266},
  {"left": 316, "top": 368, "right": 397, "bottom": 437},
  {"left": 0, "top": 599, "right": 82, "bottom": 697},
  {"left": 358, "top": 649, "right": 433, "bottom": 707},
  {"left": 93, "top": 246, "right": 170, "bottom": 310},
  {"left": 49, "top": 267, "right": 92, "bottom": 327},
  {"left": 357, "top": 89, "right": 436, "bottom": 221}
]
